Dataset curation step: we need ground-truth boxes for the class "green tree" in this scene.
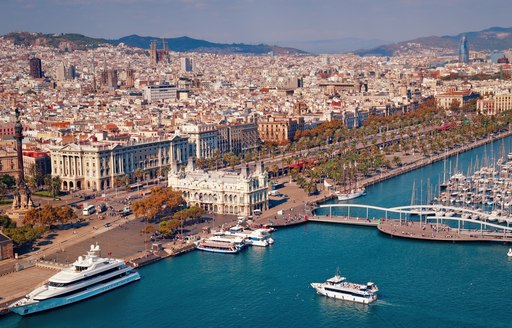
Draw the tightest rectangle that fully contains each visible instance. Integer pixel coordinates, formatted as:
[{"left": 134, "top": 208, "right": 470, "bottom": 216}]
[
  {"left": 44, "top": 175, "right": 62, "bottom": 198},
  {"left": 3, "top": 225, "right": 47, "bottom": 246},
  {"left": 159, "top": 219, "right": 181, "bottom": 236}
]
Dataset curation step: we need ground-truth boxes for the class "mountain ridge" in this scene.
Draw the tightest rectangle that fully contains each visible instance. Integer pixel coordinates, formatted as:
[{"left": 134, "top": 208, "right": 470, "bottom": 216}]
[
  {"left": 354, "top": 26, "right": 512, "bottom": 56},
  {"left": 1, "top": 31, "right": 307, "bottom": 55}
]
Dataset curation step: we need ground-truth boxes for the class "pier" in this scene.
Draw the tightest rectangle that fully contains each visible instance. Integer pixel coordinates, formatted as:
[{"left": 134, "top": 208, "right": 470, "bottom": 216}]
[{"left": 312, "top": 203, "right": 512, "bottom": 243}]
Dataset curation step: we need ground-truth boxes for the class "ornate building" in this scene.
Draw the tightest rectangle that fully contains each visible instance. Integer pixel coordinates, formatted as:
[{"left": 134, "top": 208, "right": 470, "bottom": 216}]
[
  {"left": 49, "top": 136, "right": 189, "bottom": 191},
  {"left": 168, "top": 159, "right": 268, "bottom": 216}
]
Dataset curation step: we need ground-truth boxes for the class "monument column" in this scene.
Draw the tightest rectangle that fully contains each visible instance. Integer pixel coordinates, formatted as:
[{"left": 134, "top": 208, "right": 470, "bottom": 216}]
[{"left": 9, "top": 108, "right": 36, "bottom": 222}]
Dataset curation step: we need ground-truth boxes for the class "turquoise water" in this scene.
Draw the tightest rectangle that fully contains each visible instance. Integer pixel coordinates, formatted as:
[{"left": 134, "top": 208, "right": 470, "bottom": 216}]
[{"left": 3, "top": 138, "right": 512, "bottom": 328}]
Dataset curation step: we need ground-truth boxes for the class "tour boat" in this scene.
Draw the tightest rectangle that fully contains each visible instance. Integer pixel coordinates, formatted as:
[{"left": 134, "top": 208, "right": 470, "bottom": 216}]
[
  {"left": 195, "top": 235, "right": 246, "bottom": 254},
  {"left": 311, "top": 269, "right": 378, "bottom": 304},
  {"left": 508, "top": 248, "right": 512, "bottom": 257},
  {"left": 336, "top": 188, "right": 366, "bottom": 201},
  {"left": 9, "top": 244, "right": 140, "bottom": 316}
]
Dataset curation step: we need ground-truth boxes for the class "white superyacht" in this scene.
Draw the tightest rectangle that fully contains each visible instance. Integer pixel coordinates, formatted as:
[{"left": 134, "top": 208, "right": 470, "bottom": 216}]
[
  {"left": 311, "top": 269, "right": 378, "bottom": 304},
  {"left": 9, "top": 244, "right": 140, "bottom": 316}
]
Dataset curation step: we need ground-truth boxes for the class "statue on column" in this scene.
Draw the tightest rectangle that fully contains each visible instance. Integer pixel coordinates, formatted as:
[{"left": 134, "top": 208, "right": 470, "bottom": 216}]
[{"left": 11, "top": 107, "right": 35, "bottom": 211}]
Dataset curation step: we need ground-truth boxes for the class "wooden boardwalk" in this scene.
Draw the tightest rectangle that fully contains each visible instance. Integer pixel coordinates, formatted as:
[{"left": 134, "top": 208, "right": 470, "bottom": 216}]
[{"left": 378, "top": 220, "right": 512, "bottom": 243}]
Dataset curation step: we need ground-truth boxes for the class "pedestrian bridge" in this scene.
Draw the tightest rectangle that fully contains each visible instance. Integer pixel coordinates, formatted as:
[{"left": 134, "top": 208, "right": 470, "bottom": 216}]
[{"left": 314, "top": 203, "right": 512, "bottom": 233}]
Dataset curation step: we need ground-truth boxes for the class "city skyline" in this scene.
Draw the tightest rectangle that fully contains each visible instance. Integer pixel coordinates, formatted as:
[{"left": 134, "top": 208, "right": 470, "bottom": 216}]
[{"left": 1, "top": 0, "right": 512, "bottom": 46}]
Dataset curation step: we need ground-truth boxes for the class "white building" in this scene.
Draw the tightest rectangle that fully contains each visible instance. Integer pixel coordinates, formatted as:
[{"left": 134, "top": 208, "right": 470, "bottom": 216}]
[
  {"left": 178, "top": 123, "right": 218, "bottom": 159},
  {"left": 143, "top": 83, "right": 177, "bottom": 103},
  {"left": 168, "top": 159, "right": 268, "bottom": 216},
  {"left": 49, "top": 135, "right": 190, "bottom": 191}
]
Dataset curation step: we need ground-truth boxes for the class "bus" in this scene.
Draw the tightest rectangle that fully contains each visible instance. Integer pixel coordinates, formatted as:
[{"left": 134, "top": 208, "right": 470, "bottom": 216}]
[
  {"left": 83, "top": 205, "right": 96, "bottom": 216},
  {"left": 129, "top": 183, "right": 144, "bottom": 192}
]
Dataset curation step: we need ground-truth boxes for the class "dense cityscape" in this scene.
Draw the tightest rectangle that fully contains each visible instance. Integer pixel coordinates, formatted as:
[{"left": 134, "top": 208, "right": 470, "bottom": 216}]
[{"left": 0, "top": 2, "right": 512, "bottom": 326}]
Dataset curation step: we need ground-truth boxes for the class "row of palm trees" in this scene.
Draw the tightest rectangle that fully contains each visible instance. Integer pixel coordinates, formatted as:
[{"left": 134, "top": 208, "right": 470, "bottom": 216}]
[{"left": 273, "top": 101, "right": 512, "bottom": 195}]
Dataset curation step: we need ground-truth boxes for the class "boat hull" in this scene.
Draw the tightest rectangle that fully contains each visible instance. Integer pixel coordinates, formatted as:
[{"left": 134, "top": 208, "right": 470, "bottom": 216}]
[
  {"left": 310, "top": 283, "right": 377, "bottom": 304},
  {"left": 337, "top": 190, "right": 366, "bottom": 201},
  {"left": 196, "top": 246, "right": 240, "bottom": 254},
  {"left": 9, "top": 272, "right": 140, "bottom": 316}
]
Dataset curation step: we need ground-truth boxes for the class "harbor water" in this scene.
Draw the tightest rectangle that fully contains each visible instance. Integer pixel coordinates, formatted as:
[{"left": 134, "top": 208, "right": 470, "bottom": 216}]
[{"left": 3, "top": 137, "right": 512, "bottom": 328}]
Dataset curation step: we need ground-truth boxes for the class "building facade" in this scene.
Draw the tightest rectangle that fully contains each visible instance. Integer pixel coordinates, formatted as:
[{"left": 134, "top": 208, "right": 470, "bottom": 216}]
[
  {"left": 258, "top": 116, "right": 304, "bottom": 144},
  {"left": 477, "top": 94, "right": 512, "bottom": 115},
  {"left": 181, "top": 57, "right": 193, "bottom": 72},
  {"left": 436, "top": 91, "right": 480, "bottom": 110},
  {"left": 179, "top": 123, "right": 218, "bottom": 159},
  {"left": 23, "top": 151, "right": 52, "bottom": 178},
  {"left": 143, "top": 83, "right": 177, "bottom": 103},
  {"left": 0, "top": 148, "right": 18, "bottom": 179},
  {"left": 29, "top": 57, "right": 42, "bottom": 79},
  {"left": 168, "top": 159, "right": 268, "bottom": 216},
  {"left": 49, "top": 137, "right": 189, "bottom": 191}
]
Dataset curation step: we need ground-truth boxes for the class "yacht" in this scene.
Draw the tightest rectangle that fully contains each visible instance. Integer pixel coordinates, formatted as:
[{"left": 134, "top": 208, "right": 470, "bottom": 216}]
[
  {"left": 311, "top": 269, "right": 378, "bottom": 304},
  {"left": 336, "top": 188, "right": 366, "bottom": 201},
  {"left": 224, "top": 226, "right": 275, "bottom": 247},
  {"left": 508, "top": 248, "right": 512, "bottom": 257},
  {"left": 9, "top": 244, "right": 140, "bottom": 316},
  {"left": 245, "top": 229, "right": 275, "bottom": 247}
]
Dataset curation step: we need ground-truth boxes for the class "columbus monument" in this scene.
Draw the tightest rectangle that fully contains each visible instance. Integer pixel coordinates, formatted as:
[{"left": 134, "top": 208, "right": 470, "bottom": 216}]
[{"left": 9, "top": 108, "right": 35, "bottom": 220}]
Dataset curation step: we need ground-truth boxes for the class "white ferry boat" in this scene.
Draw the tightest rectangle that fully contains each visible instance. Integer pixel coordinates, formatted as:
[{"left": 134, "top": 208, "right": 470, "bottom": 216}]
[
  {"left": 195, "top": 235, "right": 246, "bottom": 254},
  {"left": 336, "top": 188, "right": 366, "bottom": 201},
  {"left": 9, "top": 244, "right": 140, "bottom": 316},
  {"left": 311, "top": 269, "right": 378, "bottom": 304}
]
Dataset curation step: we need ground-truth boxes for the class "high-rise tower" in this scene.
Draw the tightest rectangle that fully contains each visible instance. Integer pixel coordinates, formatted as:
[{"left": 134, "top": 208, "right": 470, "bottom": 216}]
[
  {"left": 29, "top": 57, "right": 42, "bottom": 79},
  {"left": 150, "top": 40, "right": 159, "bottom": 65},
  {"left": 458, "top": 35, "right": 469, "bottom": 64}
]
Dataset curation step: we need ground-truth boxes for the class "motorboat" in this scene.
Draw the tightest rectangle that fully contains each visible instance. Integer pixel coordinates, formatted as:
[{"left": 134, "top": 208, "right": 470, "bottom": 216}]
[{"left": 311, "top": 268, "right": 378, "bottom": 304}]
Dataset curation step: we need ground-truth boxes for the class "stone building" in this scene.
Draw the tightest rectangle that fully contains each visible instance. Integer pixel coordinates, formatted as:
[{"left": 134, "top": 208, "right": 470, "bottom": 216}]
[
  {"left": 23, "top": 151, "right": 51, "bottom": 178},
  {"left": 178, "top": 123, "right": 218, "bottom": 159},
  {"left": 49, "top": 136, "right": 189, "bottom": 191},
  {"left": 436, "top": 91, "right": 480, "bottom": 110},
  {"left": 0, "top": 148, "right": 18, "bottom": 179},
  {"left": 217, "top": 122, "right": 260, "bottom": 156},
  {"left": 168, "top": 159, "right": 268, "bottom": 216},
  {"left": 477, "top": 94, "right": 512, "bottom": 115},
  {"left": 258, "top": 116, "right": 304, "bottom": 144}
]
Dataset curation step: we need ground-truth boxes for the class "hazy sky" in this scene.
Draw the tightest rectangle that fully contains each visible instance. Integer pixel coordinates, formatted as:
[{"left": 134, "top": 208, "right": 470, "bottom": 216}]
[{"left": 1, "top": 0, "right": 511, "bottom": 44}]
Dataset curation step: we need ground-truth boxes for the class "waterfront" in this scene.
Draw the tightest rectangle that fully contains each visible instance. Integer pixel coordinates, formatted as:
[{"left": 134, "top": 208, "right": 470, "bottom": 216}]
[
  {"left": 2, "top": 137, "right": 512, "bottom": 327},
  {"left": 2, "top": 223, "right": 511, "bottom": 328}
]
